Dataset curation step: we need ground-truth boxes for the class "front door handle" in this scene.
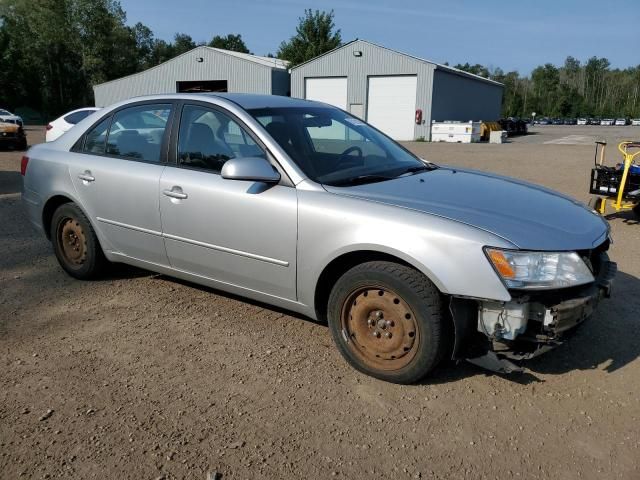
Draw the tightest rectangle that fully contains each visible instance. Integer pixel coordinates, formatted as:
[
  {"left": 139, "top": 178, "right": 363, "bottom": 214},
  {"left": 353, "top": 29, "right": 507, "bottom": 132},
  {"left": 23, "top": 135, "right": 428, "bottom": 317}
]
[
  {"left": 163, "top": 187, "right": 188, "bottom": 200},
  {"left": 78, "top": 171, "right": 95, "bottom": 182}
]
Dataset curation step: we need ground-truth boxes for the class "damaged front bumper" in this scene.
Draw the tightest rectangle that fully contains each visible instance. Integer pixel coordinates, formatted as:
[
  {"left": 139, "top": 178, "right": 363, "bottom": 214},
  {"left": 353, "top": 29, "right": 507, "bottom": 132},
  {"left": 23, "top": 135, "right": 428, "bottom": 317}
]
[{"left": 452, "top": 254, "right": 616, "bottom": 374}]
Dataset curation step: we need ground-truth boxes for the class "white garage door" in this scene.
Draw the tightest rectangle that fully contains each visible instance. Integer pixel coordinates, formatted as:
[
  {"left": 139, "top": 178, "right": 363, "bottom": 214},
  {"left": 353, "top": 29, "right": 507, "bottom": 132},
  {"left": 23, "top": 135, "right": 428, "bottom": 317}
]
[
  {"left": 305, "top": 77, "right": 348, "bottom": 109},
  {"left": 367, "top": 75, "right": 417, "bottom": 140}
]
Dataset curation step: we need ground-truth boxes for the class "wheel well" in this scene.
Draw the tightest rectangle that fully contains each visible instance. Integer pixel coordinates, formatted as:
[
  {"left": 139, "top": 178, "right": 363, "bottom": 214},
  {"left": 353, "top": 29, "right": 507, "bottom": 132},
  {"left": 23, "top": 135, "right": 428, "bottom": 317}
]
[
  {"left": 314, "top": 251, "right": 416, "bottom": 322},
  {"left": 42, "top": 195, "right": 73, "bottom": 239}
]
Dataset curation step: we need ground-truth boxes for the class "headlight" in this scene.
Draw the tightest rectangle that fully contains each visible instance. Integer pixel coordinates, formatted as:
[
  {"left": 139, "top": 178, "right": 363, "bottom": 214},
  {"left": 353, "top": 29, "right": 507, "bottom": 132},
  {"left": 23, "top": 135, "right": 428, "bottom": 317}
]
[{"left": 485, "top": 248, "right": 594, "bottom": 289}]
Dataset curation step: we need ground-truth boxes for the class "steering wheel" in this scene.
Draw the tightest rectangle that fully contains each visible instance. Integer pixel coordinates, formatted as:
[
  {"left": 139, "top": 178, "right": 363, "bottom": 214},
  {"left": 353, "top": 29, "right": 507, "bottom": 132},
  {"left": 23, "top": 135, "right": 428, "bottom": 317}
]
[
  {"left": 340, "top": 146, "right": 363, "bottom": 159},
  {"left": 338, "top": 145, "right": 362, "bottom": 166}
]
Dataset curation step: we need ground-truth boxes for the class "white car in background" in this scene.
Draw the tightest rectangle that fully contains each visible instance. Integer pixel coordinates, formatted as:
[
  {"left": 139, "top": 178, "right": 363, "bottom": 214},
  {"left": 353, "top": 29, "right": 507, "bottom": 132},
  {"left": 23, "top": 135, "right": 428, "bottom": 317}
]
[
  {"left": 45, "top": 107, "right": 100, "bottom": 142},
  {"left": 632, "top": 119, "right": 640, "bottom": 126},
  {"left": 0, "top": 108, "right": 24, "bottom": 126},
  {"left": 577, "top": 118, "right": 588, "bottom": 125},
  {"left": 600, "top": 118, "right": 614, "bottom": 126},
  {"left": 615, "top": 118, "right": 628, "bottom": 126}
]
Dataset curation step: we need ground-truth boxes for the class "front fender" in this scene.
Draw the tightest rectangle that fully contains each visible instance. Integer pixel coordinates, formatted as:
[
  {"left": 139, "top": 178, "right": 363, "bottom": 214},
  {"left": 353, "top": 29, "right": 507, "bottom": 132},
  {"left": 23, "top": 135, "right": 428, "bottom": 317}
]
[{"left": 297, "top": 190, "right": 514, "bottom": 315}]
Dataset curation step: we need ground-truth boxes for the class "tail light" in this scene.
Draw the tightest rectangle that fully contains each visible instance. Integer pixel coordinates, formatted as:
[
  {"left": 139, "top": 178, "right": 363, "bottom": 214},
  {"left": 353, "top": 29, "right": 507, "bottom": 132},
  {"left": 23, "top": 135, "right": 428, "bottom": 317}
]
[
  {"left": 46, "top": 124, "right": 53, "bottom": 131},
  {"left": 20, "top": 156, "right": 29, "bottom": 176}
]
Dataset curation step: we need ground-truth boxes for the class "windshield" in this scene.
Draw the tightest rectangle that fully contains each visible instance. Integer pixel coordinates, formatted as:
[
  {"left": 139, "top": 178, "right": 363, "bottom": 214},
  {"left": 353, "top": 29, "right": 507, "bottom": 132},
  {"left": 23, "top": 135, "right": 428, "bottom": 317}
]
[{"left": 248, "top": 106, "right": 433, "bottom": 186}]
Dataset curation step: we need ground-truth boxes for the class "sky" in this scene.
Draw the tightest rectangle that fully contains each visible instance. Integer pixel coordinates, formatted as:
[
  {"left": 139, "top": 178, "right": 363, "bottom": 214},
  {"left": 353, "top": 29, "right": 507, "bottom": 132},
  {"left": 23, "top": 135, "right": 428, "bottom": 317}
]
[{"left": 119, "top": 0, "right": 640, "bottom": 74}]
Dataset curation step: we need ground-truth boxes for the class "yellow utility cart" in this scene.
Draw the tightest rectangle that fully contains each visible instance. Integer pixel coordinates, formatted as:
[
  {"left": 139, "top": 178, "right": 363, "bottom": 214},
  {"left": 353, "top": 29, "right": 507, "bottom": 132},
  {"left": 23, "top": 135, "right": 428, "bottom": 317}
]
[{"left": 589, "top": 140, "right": 640, "bottom": 218}]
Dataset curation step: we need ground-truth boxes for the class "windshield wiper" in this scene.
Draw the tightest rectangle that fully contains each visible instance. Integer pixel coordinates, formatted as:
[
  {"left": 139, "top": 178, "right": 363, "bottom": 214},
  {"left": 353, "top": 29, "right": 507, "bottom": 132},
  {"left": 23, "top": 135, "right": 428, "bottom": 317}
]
[
  {"left": 395, "top": 163, "right": 438, "bottom": 177},
  {"left": 330, "top": 174, "right": 394, "bottom": 186}
]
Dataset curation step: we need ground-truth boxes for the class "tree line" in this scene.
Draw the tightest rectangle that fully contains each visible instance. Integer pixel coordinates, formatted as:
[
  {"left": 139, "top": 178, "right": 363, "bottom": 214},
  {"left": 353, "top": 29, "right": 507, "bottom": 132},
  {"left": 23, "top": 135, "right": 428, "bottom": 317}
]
[
  {"left": 1, "top": 0, "right": 637, "bottom": 121},
  {"left": 453, "top": 57, "right": 640, "bottom": 119}
]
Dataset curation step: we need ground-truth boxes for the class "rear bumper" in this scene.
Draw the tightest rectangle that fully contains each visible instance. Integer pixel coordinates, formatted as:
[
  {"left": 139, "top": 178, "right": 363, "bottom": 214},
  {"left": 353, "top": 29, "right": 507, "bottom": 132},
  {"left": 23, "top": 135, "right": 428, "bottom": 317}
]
[{"left": 21, "top": 188, "right": 44, "bottom": 233}]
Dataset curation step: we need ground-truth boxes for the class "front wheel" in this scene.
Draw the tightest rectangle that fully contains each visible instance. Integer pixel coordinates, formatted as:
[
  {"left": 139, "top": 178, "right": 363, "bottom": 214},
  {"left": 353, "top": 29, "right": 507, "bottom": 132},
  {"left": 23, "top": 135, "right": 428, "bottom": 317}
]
[
  {"left": 51, "top": 203, "right": 107, "bottom": 279},
  {"left": 327, "top": 261, "right": 446, "bottom": 384}
]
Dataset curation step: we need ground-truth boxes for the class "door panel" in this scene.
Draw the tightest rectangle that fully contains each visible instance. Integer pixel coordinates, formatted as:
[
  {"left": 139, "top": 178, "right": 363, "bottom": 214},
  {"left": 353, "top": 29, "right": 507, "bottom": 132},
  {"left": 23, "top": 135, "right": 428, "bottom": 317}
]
[
  {"left": 159, "top": 167, "right": 297, "bottom": 299},
  {"left": 68, "top": 154, "right": 168, "bottom": 265},
  {"left": 67, "top": 103, "right": 173, "bottom": 265}
]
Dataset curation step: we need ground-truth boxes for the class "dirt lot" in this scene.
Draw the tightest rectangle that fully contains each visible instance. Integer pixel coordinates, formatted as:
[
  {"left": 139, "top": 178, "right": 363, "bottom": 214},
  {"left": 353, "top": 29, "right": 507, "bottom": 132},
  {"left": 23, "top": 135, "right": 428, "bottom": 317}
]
[{"left": 1, "top": 126, "right": 639, "bottom": 479}]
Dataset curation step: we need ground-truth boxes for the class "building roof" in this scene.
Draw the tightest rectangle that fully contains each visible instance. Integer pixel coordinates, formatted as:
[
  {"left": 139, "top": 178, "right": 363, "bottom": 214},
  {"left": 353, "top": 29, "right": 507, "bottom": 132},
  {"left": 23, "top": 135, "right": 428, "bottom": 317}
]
[
  {"left": 290, "top": 39, "right": 503, "bottom": 87},
  {"left": 94, "top": 46, "right": 289, "bottom": 88},
  {"left": 206, "top": 48, "right": 289, "bottom": 69}
]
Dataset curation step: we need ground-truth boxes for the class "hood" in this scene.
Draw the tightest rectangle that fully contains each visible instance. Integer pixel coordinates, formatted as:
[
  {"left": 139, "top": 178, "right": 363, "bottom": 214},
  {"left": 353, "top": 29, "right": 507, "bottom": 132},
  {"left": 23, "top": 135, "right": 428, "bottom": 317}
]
[{"left": 324, "top": 167, "right": 609, "bottom": 251}]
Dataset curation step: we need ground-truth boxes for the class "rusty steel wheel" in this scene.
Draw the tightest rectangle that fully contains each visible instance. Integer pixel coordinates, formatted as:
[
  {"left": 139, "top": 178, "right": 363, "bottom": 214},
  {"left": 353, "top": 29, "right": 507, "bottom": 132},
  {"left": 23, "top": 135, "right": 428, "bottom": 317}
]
[
  {"left": 59, "top": 218, "right": 88, "bottom": 266},
  {"left": 328, "top": 261, "right": 445, "bottom": 384},
  {"left": 341, "top": 286, "right": 419, "bottom": 371},
  {"left": 51, "top": 203, "right": 107, "bottom": 279}
]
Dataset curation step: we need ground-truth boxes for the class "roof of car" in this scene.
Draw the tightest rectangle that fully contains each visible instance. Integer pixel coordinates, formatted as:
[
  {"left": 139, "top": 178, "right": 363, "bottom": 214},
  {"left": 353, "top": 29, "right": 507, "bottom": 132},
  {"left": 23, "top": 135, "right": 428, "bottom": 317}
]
[
  {"left": 118, "top": 93, "right": 326, "bottom": 110},
  {"left": 202, "top": 93, "right": 322, "bottom": 110}
]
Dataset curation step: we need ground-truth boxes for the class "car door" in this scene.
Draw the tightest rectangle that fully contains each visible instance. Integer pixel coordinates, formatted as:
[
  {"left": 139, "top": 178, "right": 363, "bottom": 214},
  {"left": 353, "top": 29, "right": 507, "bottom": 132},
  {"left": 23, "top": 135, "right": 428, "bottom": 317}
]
[
  {"left": 159, "top": 103, "right": 297, "bottom": 300},
  {"left": 68, "top": 102, "right": 174, "bottom": 266}
]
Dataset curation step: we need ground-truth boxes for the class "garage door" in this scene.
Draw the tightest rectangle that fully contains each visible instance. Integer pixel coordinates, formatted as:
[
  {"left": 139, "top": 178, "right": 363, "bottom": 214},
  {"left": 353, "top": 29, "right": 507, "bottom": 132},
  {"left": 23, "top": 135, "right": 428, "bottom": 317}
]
[
  {"left": 305, "top": 77, "right": 348, "bottom": 110},
  {"left": 367, "top": 76, "right": 417, "bottom": 140}
]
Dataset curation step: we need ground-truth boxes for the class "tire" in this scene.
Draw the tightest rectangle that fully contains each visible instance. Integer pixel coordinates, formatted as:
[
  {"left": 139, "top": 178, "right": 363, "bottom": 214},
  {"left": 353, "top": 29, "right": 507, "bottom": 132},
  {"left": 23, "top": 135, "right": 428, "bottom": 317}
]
[
  {"left": 327, "top": 261, "right": 446, "bottom": 384},
  {"left": 51, "top": 203, "right": 107, "bottom": 279},
  {"left": 588, "top": 197, "right": 604, "bottom": 214}
]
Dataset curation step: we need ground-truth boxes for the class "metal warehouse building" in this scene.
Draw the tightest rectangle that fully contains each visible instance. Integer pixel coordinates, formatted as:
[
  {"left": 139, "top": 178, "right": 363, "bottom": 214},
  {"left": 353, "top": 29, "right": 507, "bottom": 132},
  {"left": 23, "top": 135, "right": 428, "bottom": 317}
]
[
  {"left": 290, "top": 40, "right": 503, "bottom": 140},
  {"left": 93, "top": 46, "right": 290, "bottom": 107}
]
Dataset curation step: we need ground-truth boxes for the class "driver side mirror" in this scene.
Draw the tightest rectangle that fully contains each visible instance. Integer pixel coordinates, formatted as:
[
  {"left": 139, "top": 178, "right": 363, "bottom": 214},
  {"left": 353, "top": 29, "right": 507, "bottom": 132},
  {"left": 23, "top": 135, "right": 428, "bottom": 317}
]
[{"left": 221, "top": 157, "right": 281, "bottom": 183}]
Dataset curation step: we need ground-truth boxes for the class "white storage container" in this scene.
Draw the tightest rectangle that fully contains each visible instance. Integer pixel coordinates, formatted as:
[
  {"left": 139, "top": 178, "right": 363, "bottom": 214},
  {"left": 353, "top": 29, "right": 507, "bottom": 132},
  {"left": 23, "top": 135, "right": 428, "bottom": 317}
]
[
  {"left": 430, "top": 121, "right": 481, "bottom": 143},
  {"left": 489, "top": 130, "right": 507, "bottom": 144}
]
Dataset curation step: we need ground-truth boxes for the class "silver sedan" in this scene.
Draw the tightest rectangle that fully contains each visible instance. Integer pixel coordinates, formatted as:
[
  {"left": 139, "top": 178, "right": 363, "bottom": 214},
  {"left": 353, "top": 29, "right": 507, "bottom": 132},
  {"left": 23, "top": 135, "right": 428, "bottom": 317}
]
[{"left": 21, "top": 94, "right": 615, "bottom": 383}]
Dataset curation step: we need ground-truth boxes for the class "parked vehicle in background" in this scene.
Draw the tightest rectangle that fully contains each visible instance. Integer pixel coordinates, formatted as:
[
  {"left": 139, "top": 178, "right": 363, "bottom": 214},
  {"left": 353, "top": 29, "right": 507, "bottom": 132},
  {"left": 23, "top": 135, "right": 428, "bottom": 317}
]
[
  {"left": 0, "top": 119, "right": 27, "bottom": 150},
  {"left": 551, "top": 118, "right": 563, "bottom": 125},
  {"left": 577, "top": 118, "right": 588, "bottom": 125},
  {"left": 46, "top": 107, "right": 100, "bottom": 142},
  {"left": 537, "top": 117, "right": 551, "bottom": 125},
  {"left": 21, "top": 93, "right": 616, "bottom": 383},
  {"left": 590, "top": 118, "right": 601, "bottom": 125},
  {"left": 498, "top": 117, "right": 528, "bottom": 136},
  {"left": 0, "top": 108, "right": 24, "bottom": 127},
  {"left": 600, "top": 118, "right": 615, "bottom": 126},
  {"left": 563, "top": 118, "right": 577, "bottom": 125},
  {"left": 615, "top": 118, "right": 628, "bottom": 126},
  {"left": 631, "top": 119, "right": 640, "bottom": 126}
]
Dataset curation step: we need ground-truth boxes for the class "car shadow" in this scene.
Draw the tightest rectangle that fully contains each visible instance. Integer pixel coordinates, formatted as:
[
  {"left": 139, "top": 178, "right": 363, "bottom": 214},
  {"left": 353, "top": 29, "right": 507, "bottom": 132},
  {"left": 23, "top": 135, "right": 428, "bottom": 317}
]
[
  {"left": 0, "top": 171, "right": 22, "bottom": 195},
  {"left": 150, "top": 274, "right": 321, "bottom": 325}
]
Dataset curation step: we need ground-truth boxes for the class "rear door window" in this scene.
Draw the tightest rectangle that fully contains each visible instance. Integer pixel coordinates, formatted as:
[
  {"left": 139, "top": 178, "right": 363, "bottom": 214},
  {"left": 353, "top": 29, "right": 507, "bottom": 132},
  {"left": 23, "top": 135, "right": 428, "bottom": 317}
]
[{"left": 105, "top": 104, "right": 171, "bottom": 162}]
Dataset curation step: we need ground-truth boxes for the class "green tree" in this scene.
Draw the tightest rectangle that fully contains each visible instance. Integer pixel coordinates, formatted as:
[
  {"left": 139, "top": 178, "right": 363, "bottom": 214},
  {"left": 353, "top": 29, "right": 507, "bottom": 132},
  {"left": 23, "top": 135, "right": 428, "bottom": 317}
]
[
  {"left": 172, "top": 33, "right": 196, "bottom": 55},
  {"left": 276, "top": 9, "right": 341, "bottom": 66},
  {"left": 208, "top": 33, "right": 250, "bottom": 53},
  {"left": 453, "top": 62, "right": 490, "bottom": 78}
]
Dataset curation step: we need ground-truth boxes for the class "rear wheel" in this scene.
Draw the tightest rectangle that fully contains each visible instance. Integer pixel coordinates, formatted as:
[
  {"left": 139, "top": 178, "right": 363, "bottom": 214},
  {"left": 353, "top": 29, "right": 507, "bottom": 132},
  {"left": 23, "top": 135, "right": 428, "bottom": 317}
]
[
  {"left": 327, "top": 261, "right": 446, "bottom": 384},
  {"left": 51, "top": 203, "right": 107, "bottom": 279}
]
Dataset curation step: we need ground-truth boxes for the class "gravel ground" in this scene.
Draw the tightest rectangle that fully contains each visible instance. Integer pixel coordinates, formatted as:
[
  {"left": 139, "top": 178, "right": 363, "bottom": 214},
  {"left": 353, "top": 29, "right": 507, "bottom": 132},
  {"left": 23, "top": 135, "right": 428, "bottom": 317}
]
[{"left": 1, "top": 126, "right": 639, "bottom": 479}]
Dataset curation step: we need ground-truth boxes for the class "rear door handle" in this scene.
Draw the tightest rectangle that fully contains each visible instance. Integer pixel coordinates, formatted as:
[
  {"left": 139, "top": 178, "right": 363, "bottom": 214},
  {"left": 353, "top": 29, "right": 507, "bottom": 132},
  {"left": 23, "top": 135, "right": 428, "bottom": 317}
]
[
  {"left": 163, "top": 187, "right": 188, "bottom": 200},
  {"left": 78, "top": 171, "right": 95, "bottom": 182}
]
